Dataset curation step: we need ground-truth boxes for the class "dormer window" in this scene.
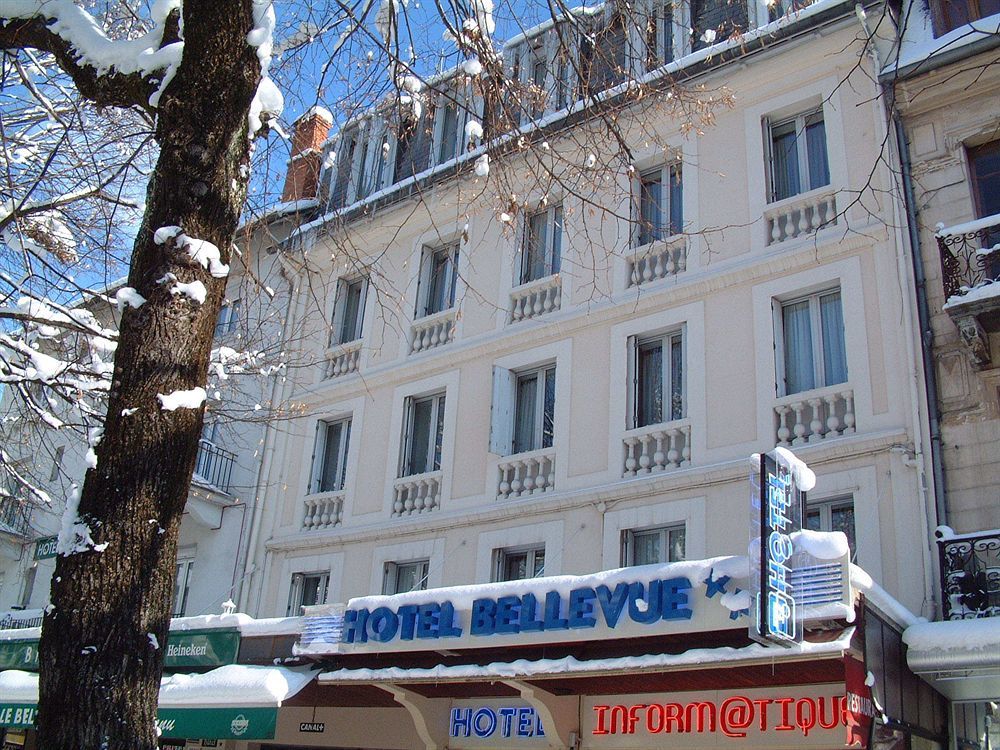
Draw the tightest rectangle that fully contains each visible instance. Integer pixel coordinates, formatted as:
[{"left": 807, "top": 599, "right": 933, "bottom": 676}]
[{"left": 930, "top": 0, "right": 999, "bottom": 35}]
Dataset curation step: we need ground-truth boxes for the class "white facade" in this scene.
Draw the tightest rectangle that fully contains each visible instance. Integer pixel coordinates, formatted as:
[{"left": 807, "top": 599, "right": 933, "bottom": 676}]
[{"left": 241, "top": 0, "right": 939, "bottom": 623}]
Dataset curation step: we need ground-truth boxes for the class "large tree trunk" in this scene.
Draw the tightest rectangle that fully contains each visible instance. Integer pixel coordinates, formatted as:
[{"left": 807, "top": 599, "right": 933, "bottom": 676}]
[{"left": 37, "top": 3, "right": 262, "bottom": 748}]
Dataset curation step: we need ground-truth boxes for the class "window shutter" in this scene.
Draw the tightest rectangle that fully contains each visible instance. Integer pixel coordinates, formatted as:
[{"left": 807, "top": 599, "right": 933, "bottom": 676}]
[
  {"left": 772, "top": 298, "right": 785, "bottom": 396},
  {"left": 308, "top": 422, "right": 323, "bottom": 494},
  {"left": 621, "top": 530, "right": 631, "bottom": 567},
  {"left": 627, "top": 335, "right": 639, "bottom": 428},
  {"left": 763, "top": 115, "right": 776, "bottom": 203},
  {"left": 382, "top": 563, "right": 396, "bottom": 595},
  {"left": 287, "top": 573, "right": 303, "bottom": 616},
  {"left": 355, "top": 278, "right": 369, "bottom": 340},
  {"left": 414, "top": 248, "right": 428, "bottom": 316},
  {"left": 489, "top": 366, "right": 516, "bottom": 455},
  {"left": 400, "top": 398, "right": 414, "bottom": 476}
]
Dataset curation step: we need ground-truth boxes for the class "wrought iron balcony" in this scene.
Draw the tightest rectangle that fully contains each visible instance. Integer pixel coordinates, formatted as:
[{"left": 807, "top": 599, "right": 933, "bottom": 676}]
[
  {"left": 937, "top": 215, "right": 1000, "bottom": 301},
  {"left": 936, "top": 215, "right": 1000, "bottom": 368},
  {"left": 193, "top": 439, "right": 236, "bottom": 494},
  {"left": 939, "top": 529, "right": 1000, "bottom": 620},
  {"left": 0, "top": 495, "right": 32, "bottom": 538}
]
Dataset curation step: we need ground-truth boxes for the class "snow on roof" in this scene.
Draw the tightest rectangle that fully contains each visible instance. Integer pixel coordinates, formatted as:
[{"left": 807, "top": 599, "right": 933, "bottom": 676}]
[
  {"left": 159, "top": 664, "right": 315, "bottom": 707},
  {"left": 944, "top": 281, "right": 1000, "bottom": 309},
  {"left": 935, "top": 212, "right": 1000, "bottom": 238},
  {"left": 298, "top": 106, "right": 333, "bottom": 123},
  {"left": 887, "top": 11, "right": 1000, "bottom": 76},
  {"left": 903, "top": 618, "right": 1000, "bottom": 653},
  {"left": 319, "top": 627, "right": 854, "bottom": 684},
  {"left": 0, "top": 666, "right": 316, "bottom": 707},
  {"left": 849, "top": 565, "right": 924, "bottom": 628},
  {"left": 169, "top": 611, "right": 304, "bottom": 637}
]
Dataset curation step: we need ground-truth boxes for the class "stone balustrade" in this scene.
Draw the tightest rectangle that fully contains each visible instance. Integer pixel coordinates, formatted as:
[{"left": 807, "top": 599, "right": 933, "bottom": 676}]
[
  {"left": 627, "top": 237, "right": 688, "bottom": 288},
  {"left": 774, "top": 387, "right": 855, "bottom": 447},
  {"left": 324, "top": 340, "right": 361, "bottom": 379},
  {"left": 410, "top": 309, "right": 457, "bottom": 353},
  {"left": 509, "top": 275, "right": 561, "bottom": 323},
  {"left": 497, "top": 448, "right": 556, "bottom": 500},
  {"left": 301, "top": 492, "right": 344, "bottom": 531},
  {"left": 765, "top": 189, "right": 837, "bottom": 245},
  {"left": 622, "top": 421, "right": 691, "bottom": 477},
  {"left": 392, "top": 471, "right": 442, "bottom": 517}
]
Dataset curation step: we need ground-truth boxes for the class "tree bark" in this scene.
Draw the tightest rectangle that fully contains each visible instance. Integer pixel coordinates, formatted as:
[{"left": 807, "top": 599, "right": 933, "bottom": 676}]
[{"left": 31, "top": 3, "right": 262, "bottom": 748}]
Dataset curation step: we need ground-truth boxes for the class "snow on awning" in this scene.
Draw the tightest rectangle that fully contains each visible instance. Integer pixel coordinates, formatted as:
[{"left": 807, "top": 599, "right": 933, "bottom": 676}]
[
  {"left": 0, "top": 665, "right": 316, "bottom": 739},
  {"left": 318, "top": 627, "right": 855, "bottom": 685},
  {"left": 903, "top": 619, "right": 1000, "bottom": 701}
]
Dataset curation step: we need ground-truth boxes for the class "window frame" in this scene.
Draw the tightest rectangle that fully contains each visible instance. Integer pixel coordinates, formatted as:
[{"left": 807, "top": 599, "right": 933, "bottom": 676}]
[
  {"left": 805, "top": 495, "right": 857, "bottom": 561},
  {"left": 214, "top": 298, "right": 241, "bottom": 337},
  {"left": 764, "top": 107, "right": 830, "bottom": 204},
  {"left": 173, "top": 557, "right": 195, "bottom": 616},
  {"left": 968, "top": 139, "right": 1000, "bottom": 220},
  {"left": 629, "top": 329, "right": 685, "bottom": 428},
  {"left": 635, "top": 163, "right": 683, "bottom": 248},
  {"left": 416, "top": 241, "right": 460, "bottom": 319},
  {"left": 493, "top": 544, "right": 546, "bottom": 582},
  {"left": 399, "top": 392, "right": 447, "bottom": 477},
  {"left": 310, "top": 416, "right": 352, "bottom": 495},
  {"left": 774, "top": 287, "right": 848, "bottom": 397},
  {"left": 929, "top": 0, "right": 1000, "bottom": 36},
  {"left": 330, "top": 277, "right": 368, "bottom": 347},
  {"left": 287, "top": 571, "right": 330, "bottom": 616},
  {"left": 621, "top": 523, "right": 687, "bottom": 566},
  {"left": 520, "top": 204, "right": 563, "bottom": 285},
  {"left": 512, "top": 364, "right": 557, "bottom": 455},
  {"left": 383, "top": 559, "right": 430, "bottom": 594}
]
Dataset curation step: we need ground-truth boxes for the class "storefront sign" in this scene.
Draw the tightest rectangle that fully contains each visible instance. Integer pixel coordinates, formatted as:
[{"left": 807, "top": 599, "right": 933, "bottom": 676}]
[
  {"left": 0, "top": 642, "right": 38, "bottom": 671},
  {"left": 342, "top": 578, "right": 693, "bottom": 646},
  {"left": 299, "top": 721, "right": 326, "bottom": 733},
  {"left": 0, "top": 705, "right": 36, "bottom": 729},
  {"left": 33, "top": 536, "right": 58, "bottom": 560},
  {"left": 450, "top": 706, "right": 545, "bottom": 739},
  {"left": 155, "top": 707, "right": 277, "bottom": 740},
  {"left": 163, "top": 629, "right": 240, "bottom": 668},
  {"left": 749, "top": 452, "right": 804, "bottom": 647},
  {"left": 844, "top": 656, "right": 875, "bottom": 748}
]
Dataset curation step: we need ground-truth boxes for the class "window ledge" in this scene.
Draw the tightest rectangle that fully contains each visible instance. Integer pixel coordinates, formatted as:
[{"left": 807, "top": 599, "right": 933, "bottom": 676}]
[
  {"left": 497, "top": 447, "right": 556, "bottom": 500},
  {"left": 510, "top": 275, "right": 562, "bottom": 323},
  {"left": 323, "top": 339, "right": 362, "bottom": 380},
  {"left": 774, "top": 385, "right": 855, "bottom": 447},
  {"left": 622, "top": 420, "right": 691, "bottom": 476},
  {"left": 627, "top": 236, "right": 689, "bottom": 288},
  {"left": 392, "top": 471, "right": 443, "bottom": 517},
  {"left": 302, "top": 492, "right": 345, "bottom": 531},
  {"left": 410, "top": 308, "right": 458, "bottom": 354}
]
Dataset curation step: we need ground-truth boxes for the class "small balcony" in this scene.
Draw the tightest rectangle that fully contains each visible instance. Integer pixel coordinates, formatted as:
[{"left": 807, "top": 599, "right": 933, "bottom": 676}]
[
  {"left": 497, "top": 447, "right": 555, "bottom": 500},
  {"left": 938, "top": 528, "right": 1000, "bottom": 620},
  {"left": 627, "top": 236, "right": 688, "bottom": 289},
  {"left": 302, "top": 492, "right": 344, "bottom": 531},
  {"left": 774, "top": 386, "right": 855, "bottom": 447},
  {"left": 509, "top": 275, "right": 561, "bottom": 323},
  {"left": 0, "top": 495, "right": 32, "bottom": 539},
  {"left": 764, "top": 187, "right": 838, "bottom": 246},
  {"left": 324, "top": 339, "right": 362, "bottom": 379},
  {"left": 193, "top": 439, "right": 236, "bottom": 494},
  {"left": 622, "top": 420, "right": 691, "bottom": 477},
  {"left": 937, "top": 215, "right": 1000, "bottom": 369},
  {"left": 392, "top": 470, "right": 441, "bottom": 517},
  {"left": 409, "top": 309, "right": 456, "bottom": 354}
]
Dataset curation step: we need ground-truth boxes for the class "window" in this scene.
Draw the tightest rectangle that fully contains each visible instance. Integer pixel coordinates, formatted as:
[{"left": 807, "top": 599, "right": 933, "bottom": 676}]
[
  {"left": 631, "top": 330, "right": 684, "bottom": 428},
  {"left": 383, "top": 559, "right": 429, "bottom": 594},
  {"left": 329, "top": 128, "right": 360, "bottom": 209},
  {"left": 311, "top": 417, "right": 351, "bottom": 494},
  {"left": 287, "top": 571, "right": 329, "bottom": 616},
  {"left": 49, "top": 446, "right": 64, "bottom": 483},
  {"left": 214, "top": 299, "right": 241, "bottom": 337},
  {"left": 521, "top": 205, "right": 562, "bottom": 284},
  {"left": 416, "top": 242, "right": 459, "bottom": 318},
  {"left": 512, "top": 365, "right": 556, "bottom": 454},
  {"left": 636, "top": 164, "right": 683, "bottom": 246},
  {"left": 437, "top": 101, "right": 462, "bottom": 164},
  {"left": 691, "top": 0, "right": 748, "bottom": 50},
  {"left": 930, "top": 0, "right": 999, "bottom": 35},
  {"left": 493, "top": 545, "right": 546, "bottom": 581},
  {"left": 645, "top": 1, "right": 675, "bottom": 69},
  {"left": 969, "top": 140, "right": 1000, "bottom": 262},
  {"left": 806, "top": 497, "right": 856, "bottom": 560},
  {"left": 173, "top": 558, "right": 194, "bottom": 616},
  {"left": 622, "top": 525, "right": 686, "bottom": 566},
  {"left": 766, "top": 108, "right": 830, "bottom": 203},
  {"left": 331, "top": 277, "right": 367, "bottom": 346},
  {"left": 778, "top": 289, "right": 847, "bottom": 396},
  {"left": 357, "top": 128, "right": 388, "bottom": 200},
  {"left": 400, "top": 392, "right": 446, "bottom": 477}
]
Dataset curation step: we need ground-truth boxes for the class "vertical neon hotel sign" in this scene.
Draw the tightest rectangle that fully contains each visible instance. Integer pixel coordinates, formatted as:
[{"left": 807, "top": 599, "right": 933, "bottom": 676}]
[{"left": 749, "top": 452, "right": 804, "bottom": 646}]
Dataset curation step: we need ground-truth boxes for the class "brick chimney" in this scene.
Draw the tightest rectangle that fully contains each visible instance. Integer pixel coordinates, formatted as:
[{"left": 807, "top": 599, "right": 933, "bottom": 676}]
[{"left": 281, "top": 106, "right": 333, "bottom": 202}]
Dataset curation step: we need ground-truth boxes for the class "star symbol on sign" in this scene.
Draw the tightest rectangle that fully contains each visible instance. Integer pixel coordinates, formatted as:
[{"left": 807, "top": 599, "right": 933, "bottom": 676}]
[{"left": 703, "top": 569, "right": 731, "bottom": 598}]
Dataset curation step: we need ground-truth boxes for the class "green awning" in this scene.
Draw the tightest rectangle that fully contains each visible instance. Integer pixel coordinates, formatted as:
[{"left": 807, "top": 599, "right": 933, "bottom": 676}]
[{"left": 0, "top": 665, "right": 314, "bottom": 740}]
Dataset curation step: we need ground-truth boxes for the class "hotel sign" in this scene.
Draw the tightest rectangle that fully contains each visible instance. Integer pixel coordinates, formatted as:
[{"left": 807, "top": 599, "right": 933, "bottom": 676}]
[{"left": 749, "top": 451, "right": 804, "bottom": 647}]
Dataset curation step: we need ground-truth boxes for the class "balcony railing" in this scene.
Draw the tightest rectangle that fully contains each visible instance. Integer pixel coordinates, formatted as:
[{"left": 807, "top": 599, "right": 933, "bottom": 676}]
[
  {"left": 0, "top": 496, "right": 32, "bottom": 538},
  {"left": 764, "top": 188, "right": 838, "bottom": 245},
  {"left": 302, "top": 492, "right": 344, "bottom": 531},
  {"left": 324, "top": 340, "right": 362, "bottom": 380},
  {"left": 937, "top": 215, "right": 1000, "bottom": 301},
  {"left": 392, "top": 470, "right": 442, "bottom": 517},
  {"left": 509, "top": 275, "right": 561, "bottom": 323},
  {"left": 410, "top": 309, "right": 456, "bottom": 353},
  {"left": 627, "top": 236, "right": 688, "bottom": 288},
  {"left": 939, "top": 529, "right": 1000, "bottom": 620},
  {"left": 774, "top": 386, "right": 855, "bottom": 447},
  {"left": 497, "top": 447, "right": 555, "bottom": 500},
  {"left": 0, "top": 609, "right": 44, "bottom": 630},
  {"left": 622, "top": 421, "right": 691, "bottom": 477},
  {"left": 193, "top": 439, "right": 236, "bottom": 493}
]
